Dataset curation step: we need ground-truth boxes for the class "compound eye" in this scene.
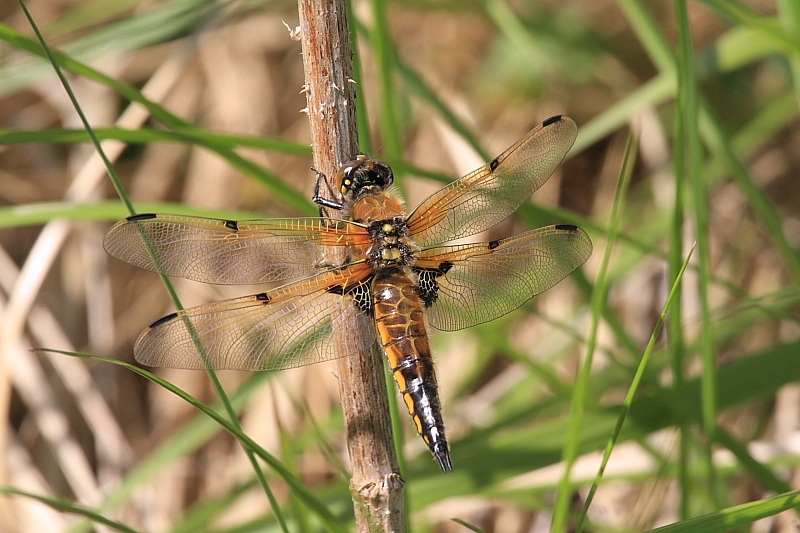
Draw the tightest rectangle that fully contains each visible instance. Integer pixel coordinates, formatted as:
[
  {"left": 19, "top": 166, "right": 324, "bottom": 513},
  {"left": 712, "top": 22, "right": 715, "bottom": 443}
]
[
  {"left": 335, "top": 159, "right": 362, "bottom": 196},
  {"left": 373, "top": 161, "right": 393, "bottom": 187}
]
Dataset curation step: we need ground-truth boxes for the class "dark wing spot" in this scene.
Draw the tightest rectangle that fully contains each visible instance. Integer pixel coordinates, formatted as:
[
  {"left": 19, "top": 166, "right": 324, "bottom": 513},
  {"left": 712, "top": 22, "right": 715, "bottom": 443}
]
[
  {"left": 554, "top": 224, "right": 578, "bottom": 232},
  {"left": 224, "top": 220, "right": 239, "bottom": 231},
  {"left": 255, "top": 292, "right": 270, "bottom": 302},
  {"left": 414, "top": 262, "right": 453, "bottom": 308},
  {"left": 488, "top": 239, "right": 501, "bottom": 250},
  {"left": 349, "top": 280, "right": 373, "bottom": 315},
  {"left": 415, "top": 270, "right": 438, "bottom": 308},
  {"left": 127, "top": 213, "right": 157, "bottom": 221},
  {"left": 489, "top": 157, "right": 499, "bottom": 172},
  {"left": 326, "top": 284, "right": 344, "bottom": 295},
  {"left": 437, "top": 261, "right": 453, "bottom": 274},
  {"left": 149, "top": 312, "right": 178, "bottom": 328},
  {"left": 327, "top": 278, "right": 373, "bottom": 315},
  {"left": 543, "top": 115, "right": 563, "bottom": 126}
]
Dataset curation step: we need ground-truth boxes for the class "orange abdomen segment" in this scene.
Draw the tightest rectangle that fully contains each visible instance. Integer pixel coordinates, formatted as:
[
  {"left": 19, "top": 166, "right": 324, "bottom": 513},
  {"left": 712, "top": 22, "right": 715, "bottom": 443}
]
[{"left": 372, "top": 268, "right": 451, "bottom": 472}]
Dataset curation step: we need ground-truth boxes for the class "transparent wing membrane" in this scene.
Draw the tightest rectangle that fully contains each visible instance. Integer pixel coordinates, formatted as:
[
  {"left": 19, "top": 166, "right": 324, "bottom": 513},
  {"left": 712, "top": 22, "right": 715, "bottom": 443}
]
[
  {"left": 104, "top": 213, "right": 369, "bottom": 285},
  {"left": 133, "top": 263, "right": 375, "bottom": 371},
  {"left": 407, "top": 116, "right": 577, "bottom": 247},
  {"left": 415, "top": 224, "right": 592, "bottom": 331}
]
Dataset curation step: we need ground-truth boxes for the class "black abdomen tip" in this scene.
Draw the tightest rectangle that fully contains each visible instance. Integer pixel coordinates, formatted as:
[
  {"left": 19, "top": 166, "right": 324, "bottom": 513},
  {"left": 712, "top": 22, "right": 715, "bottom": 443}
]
[{"left": 432, "top": 443, "right": 452, "bottom": 472}]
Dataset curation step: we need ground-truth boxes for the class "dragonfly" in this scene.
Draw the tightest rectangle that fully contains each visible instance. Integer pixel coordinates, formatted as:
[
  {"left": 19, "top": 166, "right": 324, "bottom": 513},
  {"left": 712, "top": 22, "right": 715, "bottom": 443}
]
[{"left": 104, "top": 115, "right": 592, "bottom": 472}]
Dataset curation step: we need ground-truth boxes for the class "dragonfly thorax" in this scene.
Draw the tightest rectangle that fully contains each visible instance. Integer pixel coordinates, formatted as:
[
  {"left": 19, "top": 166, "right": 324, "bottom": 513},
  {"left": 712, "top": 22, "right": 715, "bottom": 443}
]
[{"left": 366, "top": 217, "right": 416, "bottom": 269}]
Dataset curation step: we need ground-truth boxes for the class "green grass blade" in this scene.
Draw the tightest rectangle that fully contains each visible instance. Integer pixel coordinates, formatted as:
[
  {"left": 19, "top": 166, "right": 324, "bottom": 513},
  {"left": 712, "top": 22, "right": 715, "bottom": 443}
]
[
  {"left": 0, "top": 127, "right": 311, "bottom": 154},
  {"left": 670, "top": 68, "right": 692, "bottom": 525},
  {"left": 646, "top": 489, "right": 800, "bottom": 533},
  {"left": 701, "top": 0, "right": 800, "bottom": 53},
  {"left": 16, "top": 0, "right": 133, "bottom": 214},
  {"left": 0, "top": 0, "right": 223, "bottom": 96},
  {"left": 553, "top": 133, "right": 637, "bottom": 533},
  {"left": 37, "top": 349, "right": 350, "bottom": 533},
  {"left": 573, "top": 73, "right": 675, "bottom": 154},
  {"left": 17, "top": 5, "right": 295, "bottom": 530},
  {"left": 676, "top": 0, "right": 721, "bottom": 511},
  {"left": 355, "top": 17, "right": 490, "bottom": 161},
  {"left": 576, "top": 242, "right": 695, "bottom": 533},
  {"left": 0, "top": 487, "right": 141, "bottom": 533},
  {"left": 0, "top": 22, "right": 315, "bottom": 215},
  {"left": 370, "top": 0, "right": 402, "bottom": 161},
  {"left": 0, "top": 201, "right": 274, "bottom": 229},
  {"left": 347, "top": 0, "right": 373, "bottom": 155},
  {"left": 714, "top": 428, "right": 792, "bottom": 496},
  {"left": 699, "top": 107, "right": 800, "bottom": 282},
  {"left": 451, "top": 517, "right": 486, "bottom": 532},
  {"left": 615, "top": 0, "right": 676, "bottom": 75}
]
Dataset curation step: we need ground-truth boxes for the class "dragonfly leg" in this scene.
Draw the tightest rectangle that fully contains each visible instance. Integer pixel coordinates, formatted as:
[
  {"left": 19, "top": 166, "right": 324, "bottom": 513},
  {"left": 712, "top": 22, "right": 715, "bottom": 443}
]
[{"left": 312, "top": 167, "right": 345, "bottom": 215}]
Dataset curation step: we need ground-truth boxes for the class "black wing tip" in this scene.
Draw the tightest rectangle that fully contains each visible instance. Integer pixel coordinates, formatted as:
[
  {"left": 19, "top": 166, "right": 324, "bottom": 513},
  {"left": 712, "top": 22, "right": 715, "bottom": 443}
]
[
  {"left": 148, "top": 312, "right": 178, "bottom": 328},
  {"left": 554, "top": 223, "right": 579, "bottom": 232},
  {"left": 126, "top": 213, "right": 158, "bottom": 221},
  {"left": 542, "top": 115, "right": 564, "bottom": 127}
]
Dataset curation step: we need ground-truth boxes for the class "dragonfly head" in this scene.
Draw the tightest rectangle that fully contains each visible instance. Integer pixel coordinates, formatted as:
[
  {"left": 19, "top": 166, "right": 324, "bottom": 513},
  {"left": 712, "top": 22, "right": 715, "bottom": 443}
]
[{"left": 336, "top": 154, "right": 394, "bottom": 200}]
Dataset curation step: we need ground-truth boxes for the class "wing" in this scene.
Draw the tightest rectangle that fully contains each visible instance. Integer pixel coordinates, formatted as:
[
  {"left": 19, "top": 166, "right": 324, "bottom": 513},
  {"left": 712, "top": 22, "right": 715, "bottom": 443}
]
[
  {"left": 103, "top": 213, "right": 370, "bottom": 285},
  {"left": 406, "top": 115, "right": 577, "bottom": 247},
  {"left": 413, "top": 224, "right": 591, "bottom": 332},
  {"left": 133, "top": 262, "right": 377, "bottom": 371}
]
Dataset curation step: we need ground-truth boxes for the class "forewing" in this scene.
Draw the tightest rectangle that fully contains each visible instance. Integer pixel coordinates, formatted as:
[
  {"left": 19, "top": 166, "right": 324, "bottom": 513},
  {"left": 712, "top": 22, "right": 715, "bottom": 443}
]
[
  {"left": 414, "top": 225, "right": 591, "bottom": 331},
  {"left": 406, "top": 116, "right": 577, "bottom": 247},
  {"left": 103, "top": 213, "right": 370, "bottom": 285},
  {"left": 134, "top": 263, "right": 376, "bottom": 371}
]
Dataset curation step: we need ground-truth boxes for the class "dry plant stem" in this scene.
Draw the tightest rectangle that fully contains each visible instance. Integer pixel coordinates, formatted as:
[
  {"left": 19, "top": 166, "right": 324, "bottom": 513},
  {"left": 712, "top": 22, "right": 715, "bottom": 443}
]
[{"left": 297, "top": 1, "right": 406, "bottom": 532}]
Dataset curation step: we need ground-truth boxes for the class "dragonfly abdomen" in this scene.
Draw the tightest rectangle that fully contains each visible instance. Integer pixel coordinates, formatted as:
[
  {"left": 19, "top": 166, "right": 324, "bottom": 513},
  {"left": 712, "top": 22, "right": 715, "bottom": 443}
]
[{"left": 372, "top": 268, "right": 452, "bottom": 472}]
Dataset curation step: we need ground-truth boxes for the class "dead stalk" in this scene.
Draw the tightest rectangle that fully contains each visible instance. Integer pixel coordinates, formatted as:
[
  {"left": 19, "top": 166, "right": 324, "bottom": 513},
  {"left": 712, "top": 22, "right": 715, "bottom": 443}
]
[{"left": 296, "top": 1, "right": 406, "bottom": 531}]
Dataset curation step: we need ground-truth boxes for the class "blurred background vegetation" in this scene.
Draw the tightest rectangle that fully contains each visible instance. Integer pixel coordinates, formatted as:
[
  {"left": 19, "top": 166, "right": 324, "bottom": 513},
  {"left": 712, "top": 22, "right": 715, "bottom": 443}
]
[{"left": 1, "top": 0, "right": 799, "bottom": 531}]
